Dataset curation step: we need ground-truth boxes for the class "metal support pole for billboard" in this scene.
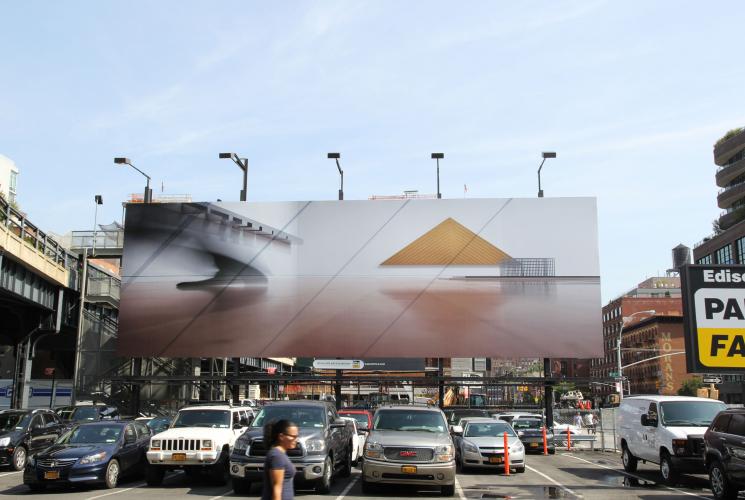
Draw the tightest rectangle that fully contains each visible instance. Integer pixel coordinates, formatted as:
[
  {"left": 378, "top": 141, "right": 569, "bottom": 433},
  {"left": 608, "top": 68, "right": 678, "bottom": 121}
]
[
  {"left": 71, "top": 249, "right": 89, "bottom": 406},
  {"left": 543, "top": 357, "right": 554, "bottom": 428},
  {"left": 232, "top": 357, "right": 240, "bottom": 405},
  {"left": 438, "top": 358, "right": 444, "bottom": 409},
  {"left": 335, "top": 369, "right": 342, "bottom": 410}
]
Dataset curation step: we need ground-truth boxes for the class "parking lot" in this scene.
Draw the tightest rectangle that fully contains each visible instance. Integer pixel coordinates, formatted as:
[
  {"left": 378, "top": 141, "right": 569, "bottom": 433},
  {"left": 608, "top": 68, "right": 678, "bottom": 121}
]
[{"left": 0, "top": 452, "right": 716, "bottom": 500}]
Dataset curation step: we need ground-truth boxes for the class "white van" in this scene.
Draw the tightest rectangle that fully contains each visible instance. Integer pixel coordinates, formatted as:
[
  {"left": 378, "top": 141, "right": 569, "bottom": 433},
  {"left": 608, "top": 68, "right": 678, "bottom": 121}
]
[{"left": 617, "top": 395, "right": 726, "bottom": 484}]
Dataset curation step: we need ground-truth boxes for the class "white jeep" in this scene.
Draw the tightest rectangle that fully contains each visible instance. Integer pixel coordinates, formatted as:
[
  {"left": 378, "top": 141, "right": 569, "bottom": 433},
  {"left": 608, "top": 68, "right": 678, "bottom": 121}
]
[{"left": 146, "top": 405, "right": 252, "bottom": 485}]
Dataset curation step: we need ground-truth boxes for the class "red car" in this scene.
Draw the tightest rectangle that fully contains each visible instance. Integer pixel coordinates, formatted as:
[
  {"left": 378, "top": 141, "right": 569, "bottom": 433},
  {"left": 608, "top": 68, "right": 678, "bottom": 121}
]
[{"left": 339, "top": 409, "right": 373, "bottom": 431}]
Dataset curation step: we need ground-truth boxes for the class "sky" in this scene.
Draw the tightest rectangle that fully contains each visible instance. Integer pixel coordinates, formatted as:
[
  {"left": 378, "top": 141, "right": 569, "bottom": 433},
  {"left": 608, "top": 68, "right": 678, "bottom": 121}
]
[{"left": 1, "top": 1, "right": 744, "bottom": 303}]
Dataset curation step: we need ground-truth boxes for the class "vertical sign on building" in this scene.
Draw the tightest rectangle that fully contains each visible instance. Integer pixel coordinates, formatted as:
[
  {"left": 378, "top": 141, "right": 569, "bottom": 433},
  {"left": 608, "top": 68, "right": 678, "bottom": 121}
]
[{"left": 682, "top": 264, "right": 745, "bottom": 372}]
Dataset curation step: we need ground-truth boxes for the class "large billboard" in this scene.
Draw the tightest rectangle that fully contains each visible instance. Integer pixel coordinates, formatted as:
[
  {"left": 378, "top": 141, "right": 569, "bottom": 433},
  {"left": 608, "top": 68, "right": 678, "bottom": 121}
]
[
  {"left": 118, "top": 198, "right": 601, "bottom": 358},
  {"left": 682, "top": 264, "right": 745, "bottom": 372}
]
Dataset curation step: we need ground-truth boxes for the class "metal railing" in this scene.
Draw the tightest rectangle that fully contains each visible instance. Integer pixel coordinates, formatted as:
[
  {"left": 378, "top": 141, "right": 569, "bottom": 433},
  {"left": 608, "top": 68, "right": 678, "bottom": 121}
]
[
  {"left": 71, "top": 230, "right": 124, "bottom": 250},
  {"left": 87, "top": 276, "right": 121, "bottom": 302}
]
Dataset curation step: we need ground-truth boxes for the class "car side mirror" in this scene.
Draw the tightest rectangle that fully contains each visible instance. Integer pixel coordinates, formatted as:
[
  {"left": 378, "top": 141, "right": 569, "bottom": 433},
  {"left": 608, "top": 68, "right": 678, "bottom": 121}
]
[
  {"left": 233, "top": 423, "right": 243, "bottom": 430},
  {"left": 358, "top": 422, "right": 369, "bottom": 431},
  {"left": 330, "top": 419, "right": 347, "bottom": 429},
  {"left": 239, "top": 417, "right": 249, "bottom": 427},
  {"left": 450, "top": 425, "right": 463, "bottom": 435}
]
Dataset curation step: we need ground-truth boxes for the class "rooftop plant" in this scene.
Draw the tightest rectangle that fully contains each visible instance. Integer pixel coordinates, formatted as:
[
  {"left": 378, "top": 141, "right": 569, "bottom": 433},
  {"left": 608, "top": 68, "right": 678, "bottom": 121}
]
[{"left": 716, "top": 127, "right": 745, "bottom": 147}]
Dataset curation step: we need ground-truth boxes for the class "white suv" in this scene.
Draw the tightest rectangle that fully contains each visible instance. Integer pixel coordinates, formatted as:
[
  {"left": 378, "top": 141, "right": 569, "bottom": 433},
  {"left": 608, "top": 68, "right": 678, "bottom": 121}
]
[{"left": 146, "top": 405, "right": 252, "bottom": 485}]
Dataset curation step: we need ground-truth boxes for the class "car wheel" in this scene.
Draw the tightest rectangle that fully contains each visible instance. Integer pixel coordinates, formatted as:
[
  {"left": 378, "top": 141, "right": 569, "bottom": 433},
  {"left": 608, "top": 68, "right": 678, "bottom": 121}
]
[
  {"left": 660, "top": 452, "right": 678, "bottom": 485},
  {"left": 622, "top": 445, "right": 638, "bottom": 473},
  {"left": 548, "top": 448, "right": 556, "bottom": 455},
  {"left": 441, "top": 484, "right": 455, "bottom": 496},
  {"left": 516, "top": 466, "right": 526, "bottom": 473},
  {"left": 232, "top": 478, "right": 252, "bottom": 495},
  {"left": 340, "top": 446, "right": 352, "bottom": 478},
  {"left": 145, "top": 465, "right": 165, "bottom": 486},
  {"left": 710, "top": 460, "right": 738, "bottom": 500},
  {"left": 104, "top": 459, "right": 120, "bottom": 489},
  {"left": 315, "top": 455, "right": 333, "bottom": 494},
  {"left": 11, "top": 446, "right": 26, "bottom": 472}
]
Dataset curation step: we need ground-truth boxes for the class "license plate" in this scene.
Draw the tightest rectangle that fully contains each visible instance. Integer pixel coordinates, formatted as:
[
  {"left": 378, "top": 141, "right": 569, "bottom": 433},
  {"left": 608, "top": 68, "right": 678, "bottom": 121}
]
[
  {"left": 489, "top": 456, "right": 502, "bottom": 464},
  {"left": 401, "top": 465, "right": 417, "bottom": 474},
  {"left": 172, "top": 453, "right": 186, "bottom": 461},
  {"left": 44, "top": 471, "right": 60, "bottom": 480},
  {"left": 530, "top": 442, "right": 539, "bottom": 448}
]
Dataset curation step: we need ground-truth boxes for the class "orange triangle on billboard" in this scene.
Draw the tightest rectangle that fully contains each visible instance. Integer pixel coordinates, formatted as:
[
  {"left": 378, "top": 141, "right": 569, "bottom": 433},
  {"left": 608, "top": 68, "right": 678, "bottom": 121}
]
[{"left": 381, "top": 217, "right": 511, "bottom": 266}]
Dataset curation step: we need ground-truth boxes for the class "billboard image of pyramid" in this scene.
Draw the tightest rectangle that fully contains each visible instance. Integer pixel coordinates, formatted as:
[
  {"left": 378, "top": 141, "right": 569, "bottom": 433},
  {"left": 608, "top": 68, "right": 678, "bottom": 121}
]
[{"left": 381, "top": 217, "right": 511, "bottom": 266}]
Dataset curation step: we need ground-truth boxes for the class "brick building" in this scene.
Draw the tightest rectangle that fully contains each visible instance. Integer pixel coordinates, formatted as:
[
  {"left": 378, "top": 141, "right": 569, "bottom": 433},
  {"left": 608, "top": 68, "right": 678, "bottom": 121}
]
[
  {"left": 622, "top": 316, "right": 689, "bottom": 395},
  {"left": 590, "top": 277, "right": 682, "bottom": 403}
]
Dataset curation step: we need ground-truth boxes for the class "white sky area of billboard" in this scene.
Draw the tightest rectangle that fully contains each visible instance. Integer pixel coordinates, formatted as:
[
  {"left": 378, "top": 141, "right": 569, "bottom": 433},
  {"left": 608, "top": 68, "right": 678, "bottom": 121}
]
[{"left": 2, "top": 2, "right": 744, "bottom": 303}]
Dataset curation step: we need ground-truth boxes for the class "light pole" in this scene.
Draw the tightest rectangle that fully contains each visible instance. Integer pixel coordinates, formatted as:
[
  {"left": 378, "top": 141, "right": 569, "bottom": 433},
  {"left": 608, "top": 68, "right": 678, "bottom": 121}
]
[
  {"left": 431, "top": 153, "right": 444, "bottom": 199},
  {"left": 219, "top": 153, "right": 248, "bottom": 201},
  {"left": 617, "top": 309, "right": 656, "bottom": 399},
  {"left": 92, "top": 195, "right": 102, "bottom": 256},
  {"left": 114, "top": 158, "right": 152, "bottom": 203},
  {"left": 537, "top": 152, "right": 556, "bottom": 198},
  {"left": 327, "top": 153, "right": 343, "bottom": 200}
]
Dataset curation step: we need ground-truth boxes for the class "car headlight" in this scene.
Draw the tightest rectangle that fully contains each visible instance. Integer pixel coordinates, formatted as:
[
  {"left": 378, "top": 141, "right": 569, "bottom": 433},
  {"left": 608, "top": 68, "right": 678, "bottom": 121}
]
[
  {"left": 306, "top": 438, "right": 326, "bottom": 454},
  {"left": 151, "top": 439, "right": 161, "bottom": 450},
  {"left": 510, "top": 443, "right": 524, "bottom": 453},
  {"left": 0, "top": 437, "right": 10, "bottom": 447},
  {"left": 364, "top": 442, "right": 382, "bottom": 459},
  {"left": 201, "top": 439, "right": 213, "bottom": 450},
  {"left": 80, "top": 451, "right": 107, "bottom": 464},
  {"left": 463, "top": 441, "right": 479, "bottom": 454},
  {"left": 233, "top": 439, "right": 248, "bottom": 454},
  {"left": 436, "top": 444, "right": 454, "bottom": 462}
]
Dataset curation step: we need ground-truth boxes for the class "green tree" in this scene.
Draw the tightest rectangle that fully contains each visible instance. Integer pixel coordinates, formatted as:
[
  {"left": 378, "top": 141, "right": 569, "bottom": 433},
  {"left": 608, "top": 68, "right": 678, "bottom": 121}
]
[{"left": 678, "top": 377, "right": 703, "bottom": 396}]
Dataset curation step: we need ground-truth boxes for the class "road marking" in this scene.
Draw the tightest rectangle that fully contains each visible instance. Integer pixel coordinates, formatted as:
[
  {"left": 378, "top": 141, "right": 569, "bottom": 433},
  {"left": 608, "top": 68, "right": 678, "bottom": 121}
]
[
  {"left": 85, "top": 482, "right": 146, "bottom": 500},
  {"left": 563, "top": 453, "right": 710, "bottom": 500},
  {"left": 335, "top": 474, "right": 360, "bottom": 500},
  {"left": 454, "top": 476, "right": 467, "bottom": 500},
  {"left": 207, "top": 492, "right": 231, "bottom": 500},
  {"left": 526, "top": 465, "right": 582, "bottom": 498},
  {"left": 0, "top": 471, "right": 22, "bottom": 478}
]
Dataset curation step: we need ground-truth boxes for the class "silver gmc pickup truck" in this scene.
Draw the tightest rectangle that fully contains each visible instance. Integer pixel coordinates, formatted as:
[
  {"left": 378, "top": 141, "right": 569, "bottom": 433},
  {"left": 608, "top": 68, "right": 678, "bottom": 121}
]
[{"left": 362, "top": 405, "right": 456, "bottom": 496}]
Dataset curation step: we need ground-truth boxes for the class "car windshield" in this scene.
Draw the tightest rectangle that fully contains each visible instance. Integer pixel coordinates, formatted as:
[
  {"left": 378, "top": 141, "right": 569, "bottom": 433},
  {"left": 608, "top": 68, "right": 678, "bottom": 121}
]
[
  {"left": 60, "top": 425, "right": 122, "bottom": 444},
  {"left": 660, "top": 401, "right": 726, "bottom": 427},
  {"left": 465, "top": 422, "right": 516, "bottom": 437},
  {"left": 0, "top": 412, "right": 29, "bottom": 431},
  {"left": 340, "top": 413, "right": 369, "bottom": 427},
  {"left": 512, "top": 419, "right": 543, "bottom": 430},
  {"left": 173, "top": 410, "right": 230, "bottom": 428},
  {"left": 450, "top": 411, "right": 489, "bottom": 423},
  {"left": 374, "top": 410, "right": 447, "bottom": 433},
  {"left": 252, "top": 406, "right": 326, "bottom": 428},
  {"left": 148, "top": 417, "right": 172, "bottom": 433},
  {"left": 71, "top": 407, "right": 100, "bottom": 422}
]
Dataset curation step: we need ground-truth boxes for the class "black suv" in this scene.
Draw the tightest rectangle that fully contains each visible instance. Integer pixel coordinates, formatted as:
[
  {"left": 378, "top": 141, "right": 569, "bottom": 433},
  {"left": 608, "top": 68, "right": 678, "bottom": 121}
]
[
  {"left": 705, "top": 409, "right": 745, "bottom": 499},
  {"left": 0, "top": 409, "right": 67, "bottom": 471}
]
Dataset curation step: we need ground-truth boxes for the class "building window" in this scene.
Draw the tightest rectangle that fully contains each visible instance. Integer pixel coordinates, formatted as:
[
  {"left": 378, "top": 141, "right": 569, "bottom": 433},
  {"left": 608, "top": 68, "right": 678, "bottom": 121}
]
[
  {"left": 737, "top": 238, "right": 745, "bottom": 264},
  {"left": 716, "top": 245, "right": 733, "bottom": 264},
  {"left": 697, "top": 254, "right": 712, "bottom": 264},
  {"left": 9, "top": 171, "right": 17, "bottom": 192}
]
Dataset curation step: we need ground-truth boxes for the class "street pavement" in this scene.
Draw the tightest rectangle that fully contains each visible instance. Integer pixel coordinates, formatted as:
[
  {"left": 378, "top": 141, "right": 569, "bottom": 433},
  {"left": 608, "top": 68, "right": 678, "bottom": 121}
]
[{"left": 0, "top": 452, "right": 716, "bottom": 499}]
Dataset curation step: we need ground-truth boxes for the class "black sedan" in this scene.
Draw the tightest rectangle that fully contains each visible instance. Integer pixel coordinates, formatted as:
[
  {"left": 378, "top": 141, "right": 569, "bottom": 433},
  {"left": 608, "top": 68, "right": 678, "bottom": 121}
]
[
  {"left": 24, "top": 420, "right": 151, "bottom": 491},
  {"left": 0, "top": 409, "right": 67, "bottom": 471},
  {"left": 512, "top": 417, "right": 555, "bottom": 454}
]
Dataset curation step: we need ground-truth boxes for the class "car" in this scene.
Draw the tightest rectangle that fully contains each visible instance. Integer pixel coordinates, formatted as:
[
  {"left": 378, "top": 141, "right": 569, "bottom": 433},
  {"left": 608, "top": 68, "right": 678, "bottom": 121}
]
[
  {"left": 67, "top": 404, "right": 120, "bottom": 423},
  {"left": 340, "top": 417, "right": 363, "bottom": 466},
  {"left": 339, "top": 409, "right": 373, "bottom": 432},
  {"left": 230, "top": 401, "right": 354, "bottom": 495},
  {"left": 492, "top": 412, "right": 542, "bottom": 424},
  {"left": 704, "top": 408, "right": 745, "bottom": 499},
  {"left": 452, "top": 418, "right": 525, "bottom": 473},
  {"left": 23, "top": 420, "right": 151, "bottom": 491},
  {"left": 362, "top": 405, "right": 455, "bottom": 496},
  {"left": 142, "top": 416, "right": 173, "bottom": 435},
  {"left": 511, "top": 417, "right": 555, "bottom": 454},
  {"left": 443, "top": 408, "right": 491, "bottom": 427},
  {"left": 617, "top": 395, "right": 726, "bottom": 484},
  {"left": 0, "top": 409, "right": 68, "bottom": 471},
  {"left": 146, "top": 404, "right": 252, "bottom": 486}
]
